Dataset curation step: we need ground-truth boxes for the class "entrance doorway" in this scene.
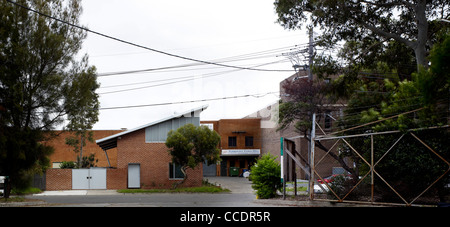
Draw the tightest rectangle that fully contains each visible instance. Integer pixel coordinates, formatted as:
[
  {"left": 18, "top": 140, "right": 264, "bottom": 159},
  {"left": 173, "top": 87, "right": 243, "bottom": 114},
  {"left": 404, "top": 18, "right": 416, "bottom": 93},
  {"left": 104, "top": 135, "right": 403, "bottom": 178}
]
[
  {"left": 220, "top": 157, "right": 257, "bottom": 177},
  {"left": 128, "top": 164, "right": 140, "bottom": 188}
]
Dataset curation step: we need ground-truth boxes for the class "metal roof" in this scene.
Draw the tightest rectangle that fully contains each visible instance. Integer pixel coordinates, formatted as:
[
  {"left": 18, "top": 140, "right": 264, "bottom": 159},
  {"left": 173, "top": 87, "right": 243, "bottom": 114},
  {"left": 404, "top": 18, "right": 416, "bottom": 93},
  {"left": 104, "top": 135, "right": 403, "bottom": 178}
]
[{"left": 96, "top": 105, "right": 209, "bottom": 150}]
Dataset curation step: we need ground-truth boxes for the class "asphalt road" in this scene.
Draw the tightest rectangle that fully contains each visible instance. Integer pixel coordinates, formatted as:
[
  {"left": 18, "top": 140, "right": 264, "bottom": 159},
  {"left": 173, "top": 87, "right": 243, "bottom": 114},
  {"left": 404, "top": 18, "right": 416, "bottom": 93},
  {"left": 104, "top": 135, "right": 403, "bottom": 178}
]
[
  {"left": 28, "top": 192, "right": 264, "bottom": 207},
  {"left": 25, "top": 177, "right": 264, "bottom": 207}
]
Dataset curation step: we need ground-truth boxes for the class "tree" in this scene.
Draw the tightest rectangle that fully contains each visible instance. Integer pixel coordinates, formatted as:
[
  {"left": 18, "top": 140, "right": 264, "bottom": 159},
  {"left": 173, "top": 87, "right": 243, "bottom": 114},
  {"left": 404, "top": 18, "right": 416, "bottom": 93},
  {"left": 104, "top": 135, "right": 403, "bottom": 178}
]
[
  {"left": 274, "top": 0, "right": 449, "bottom": 70},
  {"left": 336, "top": 33, "right": 450, "bottom": 202},
  {"left": 0, "top": 0, "right": 99, "bottom": 197},
  {"left": 64, "top": 60, "right": 100, "bottom": 168},
  {"left": 166, "top": 124, "right": 220, "bottom": 189}
]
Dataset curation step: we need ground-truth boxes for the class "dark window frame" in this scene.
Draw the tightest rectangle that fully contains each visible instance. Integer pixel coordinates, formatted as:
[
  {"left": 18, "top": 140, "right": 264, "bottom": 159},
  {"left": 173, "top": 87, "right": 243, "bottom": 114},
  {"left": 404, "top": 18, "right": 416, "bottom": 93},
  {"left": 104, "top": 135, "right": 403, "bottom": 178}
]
[{"left": 228, "top": 136, "right": 237, "bottom": 147}]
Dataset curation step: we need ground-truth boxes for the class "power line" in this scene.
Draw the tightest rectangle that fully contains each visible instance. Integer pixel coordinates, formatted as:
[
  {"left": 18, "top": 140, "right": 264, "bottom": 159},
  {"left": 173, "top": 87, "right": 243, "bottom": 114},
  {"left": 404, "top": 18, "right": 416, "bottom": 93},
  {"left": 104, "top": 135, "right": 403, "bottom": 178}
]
[
  {"left": 98, "top": 59, "right": 288, "bottom": 95},
  {"left": 6, "top": 0, "right": 294, "bottom": 73},
  {"left": 97, "top": 45, "right": 295, "bottom": 77},
  {"left": 99, "top": 91, "right": 280, "bottom": 110}
]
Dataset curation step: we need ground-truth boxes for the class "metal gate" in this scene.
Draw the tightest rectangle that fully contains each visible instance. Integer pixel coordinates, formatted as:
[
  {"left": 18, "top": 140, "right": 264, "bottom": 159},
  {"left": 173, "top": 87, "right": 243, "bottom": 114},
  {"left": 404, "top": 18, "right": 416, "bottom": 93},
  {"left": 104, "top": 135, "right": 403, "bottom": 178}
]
[
  {"left": 203, "top": 161, "right": 217, "bottom": 177},
  {"left": 281, "top": 121, "right": 450, "bottom": 206},
  {"left": 72, "top": 168, "right": 107, "bottom": 190}
]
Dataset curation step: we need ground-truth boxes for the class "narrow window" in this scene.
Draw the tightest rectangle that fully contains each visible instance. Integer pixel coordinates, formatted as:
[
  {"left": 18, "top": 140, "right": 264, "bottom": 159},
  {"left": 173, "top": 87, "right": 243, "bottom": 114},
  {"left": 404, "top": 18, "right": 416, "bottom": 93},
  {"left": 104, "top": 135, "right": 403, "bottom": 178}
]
[
  {"left": 245, "top": 136, "right": 254, "bottom": 147},
  {"left": 228, "top": 136, "right": 237, "bottom": 147}
]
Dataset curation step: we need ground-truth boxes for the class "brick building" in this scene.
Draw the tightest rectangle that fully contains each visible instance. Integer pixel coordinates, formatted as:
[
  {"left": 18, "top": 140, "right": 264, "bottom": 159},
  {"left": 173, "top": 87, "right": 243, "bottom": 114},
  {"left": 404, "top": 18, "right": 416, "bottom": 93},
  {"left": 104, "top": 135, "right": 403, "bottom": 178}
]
[
  {"left": 46, "top": 106, "right": 208, "bottom": 190},
  {"left": 245, "top": 72, "right": 346, "bottom": 181},
  {"left": 201, "top": 118, "right": 261, "bottom": 177},
  {"left": 44, "top": 130, "right": 123, "bottom": 168},
  {"left": 95, "top": 105, "right": 208, "bottom": 189}
]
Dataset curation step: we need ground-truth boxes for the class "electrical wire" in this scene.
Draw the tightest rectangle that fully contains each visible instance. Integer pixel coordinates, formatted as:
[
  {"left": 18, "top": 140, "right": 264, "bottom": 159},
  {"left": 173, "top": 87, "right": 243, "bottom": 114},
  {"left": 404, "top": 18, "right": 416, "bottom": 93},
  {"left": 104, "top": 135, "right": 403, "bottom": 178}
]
[
  {"left": 99, "top": 91, "right": 280, "bottom": 110},
  {"left": 99, "top": 59, "right": 289, "bottom": 95},
  {"left": 6, "top": 0, "right": 294, "bottom": 73},
  {"left": 96, "top": 44, "right": 300, "bottom": 77}
]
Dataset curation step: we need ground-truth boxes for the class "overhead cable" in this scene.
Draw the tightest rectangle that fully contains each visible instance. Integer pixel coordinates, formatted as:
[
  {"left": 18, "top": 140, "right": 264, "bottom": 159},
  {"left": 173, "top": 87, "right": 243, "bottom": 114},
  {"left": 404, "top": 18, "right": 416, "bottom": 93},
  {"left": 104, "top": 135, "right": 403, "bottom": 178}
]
[
  {"left": 99, "top": 91, "right": 280, "bottom": 110},
  {"left": 6, "top": 0, "right": 293, "bottom": 73}
]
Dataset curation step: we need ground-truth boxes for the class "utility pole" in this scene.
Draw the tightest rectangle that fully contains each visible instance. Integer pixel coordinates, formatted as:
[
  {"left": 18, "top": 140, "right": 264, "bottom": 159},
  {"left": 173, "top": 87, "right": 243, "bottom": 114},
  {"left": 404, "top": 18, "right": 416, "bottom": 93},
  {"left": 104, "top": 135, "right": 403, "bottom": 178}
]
[
  {"left": 307, "top": 26, "right": 314, "bottom": 81},
  {"left": 307, "top": 26, "right": 315, "bottom": 200}
]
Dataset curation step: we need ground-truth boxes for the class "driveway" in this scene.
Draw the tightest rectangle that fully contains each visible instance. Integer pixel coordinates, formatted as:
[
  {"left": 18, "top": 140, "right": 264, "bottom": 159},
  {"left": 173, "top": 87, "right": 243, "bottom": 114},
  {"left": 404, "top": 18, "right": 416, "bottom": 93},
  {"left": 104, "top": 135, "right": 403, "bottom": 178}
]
[{"left": 204, "top": 177, "right": 255, "bottom": 194}]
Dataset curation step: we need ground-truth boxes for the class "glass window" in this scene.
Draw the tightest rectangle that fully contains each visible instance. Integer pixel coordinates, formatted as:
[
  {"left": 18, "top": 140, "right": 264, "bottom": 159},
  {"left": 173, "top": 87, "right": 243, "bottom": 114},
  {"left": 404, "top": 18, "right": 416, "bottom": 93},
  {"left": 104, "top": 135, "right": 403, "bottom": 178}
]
[
  {"left": 169, "top": 163, "right": 184, "bottom": 179},
  {"left": 245, "top": 136, "right": 254, "bottom": 147},
  {"left": 228, "top": 136, "right": 237, "bottom": 147}
]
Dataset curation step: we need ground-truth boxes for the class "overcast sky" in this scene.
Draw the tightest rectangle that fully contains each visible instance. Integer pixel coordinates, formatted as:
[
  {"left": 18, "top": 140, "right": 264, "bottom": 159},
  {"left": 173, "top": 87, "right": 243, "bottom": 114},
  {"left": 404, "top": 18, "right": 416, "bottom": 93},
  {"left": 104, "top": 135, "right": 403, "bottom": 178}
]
[{"left": 79, "top": 0, "right": 309, "bottom": 130}]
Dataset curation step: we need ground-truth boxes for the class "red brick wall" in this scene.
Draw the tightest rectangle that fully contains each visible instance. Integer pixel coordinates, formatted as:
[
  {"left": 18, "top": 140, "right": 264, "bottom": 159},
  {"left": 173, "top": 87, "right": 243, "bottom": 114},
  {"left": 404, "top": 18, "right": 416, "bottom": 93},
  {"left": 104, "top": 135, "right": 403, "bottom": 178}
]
[
  {"left": 107, "top": 168, "right": 127, "bottom": 189},
  {"left": 46, "top": 169, "right": 72, "bottom": 190},
  {"left": 45, "top": 127, "right": 203, "bottom": 190},
  {"left": 117, "top": 128, "right": 203, "bottom": 189},
  {"left": 44, "top": 130, "right": 123, "bottom": 168}
]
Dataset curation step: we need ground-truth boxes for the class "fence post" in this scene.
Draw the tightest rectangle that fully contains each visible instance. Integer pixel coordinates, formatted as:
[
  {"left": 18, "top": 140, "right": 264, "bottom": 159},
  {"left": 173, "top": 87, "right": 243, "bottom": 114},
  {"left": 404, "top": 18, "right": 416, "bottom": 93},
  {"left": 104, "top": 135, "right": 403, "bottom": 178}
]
[
  {"left": 281, "top": 138, "right": 285, "bottom": 199},
  {"left": 371, "top": 134, "right": 374, "bottom": 203},
  {"left": 309, "top": 113, "right": 316, "bottom": 200}
]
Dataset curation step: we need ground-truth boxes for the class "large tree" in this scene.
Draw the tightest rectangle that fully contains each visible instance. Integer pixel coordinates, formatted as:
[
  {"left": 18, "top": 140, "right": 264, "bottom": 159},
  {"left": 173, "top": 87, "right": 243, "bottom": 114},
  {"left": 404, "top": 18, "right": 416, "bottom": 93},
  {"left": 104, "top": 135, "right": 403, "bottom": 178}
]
[
  {"left": 0, "top": 0, "right": 99, "bottom": 195},
  {"left": 166, "top": 124, "right": 220, "bottom": 189},
  {"left": 274, "top": 0, "right": 449, "bottom": 70}
]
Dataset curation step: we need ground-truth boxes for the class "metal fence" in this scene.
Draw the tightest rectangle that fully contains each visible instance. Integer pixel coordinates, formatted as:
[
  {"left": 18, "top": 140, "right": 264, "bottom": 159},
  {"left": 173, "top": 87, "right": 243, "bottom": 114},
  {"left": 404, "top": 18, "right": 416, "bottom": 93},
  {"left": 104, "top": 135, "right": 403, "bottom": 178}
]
[{"left": 282, "top": 126, "right": 450, "bottom": 206}]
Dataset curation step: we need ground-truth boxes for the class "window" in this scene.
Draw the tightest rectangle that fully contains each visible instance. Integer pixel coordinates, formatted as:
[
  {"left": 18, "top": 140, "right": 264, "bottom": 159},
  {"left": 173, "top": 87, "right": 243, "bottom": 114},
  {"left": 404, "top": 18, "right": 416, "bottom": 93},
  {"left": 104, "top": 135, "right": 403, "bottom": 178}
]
[
  {"left": 245, "top": 136, "right": 254, "bottom": 147},
  {"left": 228, "top": 136, "right": 237, "bottom": 147},
  {"left": 169, "top": 163, "right": 184, "bottom": 179}
]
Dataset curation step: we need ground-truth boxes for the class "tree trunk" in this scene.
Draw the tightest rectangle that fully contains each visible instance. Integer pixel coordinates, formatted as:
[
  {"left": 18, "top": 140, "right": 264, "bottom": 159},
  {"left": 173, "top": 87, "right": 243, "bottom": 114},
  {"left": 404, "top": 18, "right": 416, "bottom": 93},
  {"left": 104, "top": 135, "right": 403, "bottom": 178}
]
[
  {"left": 414, "top": 0, "right": 429, "bottom": 70},
  {"left": 172, "top": 166, "right": 188, "bottom": 189}
]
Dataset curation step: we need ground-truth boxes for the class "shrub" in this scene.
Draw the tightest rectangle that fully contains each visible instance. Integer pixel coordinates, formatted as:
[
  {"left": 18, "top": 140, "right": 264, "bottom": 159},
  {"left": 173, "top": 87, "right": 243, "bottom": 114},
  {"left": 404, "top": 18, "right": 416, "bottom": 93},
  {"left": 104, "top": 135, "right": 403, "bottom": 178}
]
[
  {"left": 250, "top": 153, "right": 282, "bottom": 199},
  {"left": 60, "top": 161, "right": 76, "bottom": 169}
]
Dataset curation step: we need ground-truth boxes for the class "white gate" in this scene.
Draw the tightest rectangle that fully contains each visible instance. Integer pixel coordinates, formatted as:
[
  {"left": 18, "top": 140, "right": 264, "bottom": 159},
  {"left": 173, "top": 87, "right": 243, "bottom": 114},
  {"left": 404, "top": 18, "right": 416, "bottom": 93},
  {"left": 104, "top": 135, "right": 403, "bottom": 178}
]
[{"left": 72, "top": 168, "right": 107, "bottom": 190}]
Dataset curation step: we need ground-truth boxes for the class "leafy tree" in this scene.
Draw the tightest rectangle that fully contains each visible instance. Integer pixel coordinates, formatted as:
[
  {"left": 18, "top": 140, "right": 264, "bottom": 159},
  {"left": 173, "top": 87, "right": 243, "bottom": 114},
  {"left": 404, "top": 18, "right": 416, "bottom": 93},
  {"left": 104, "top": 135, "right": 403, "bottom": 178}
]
[
  {"left": 166, "top": 124, "right": 220, "bottom": 189},
  {"left": 250, "top": 153, "right": 282, "bottom": 199},
  {"left": 0, "top": 0, "right": 99, "bottom": 197},
  {"left": 274, "top": 0, "right": 449, "bottom": 70},
  {"left": 336, "top": 34, "right": 450, "bottom": 202}
]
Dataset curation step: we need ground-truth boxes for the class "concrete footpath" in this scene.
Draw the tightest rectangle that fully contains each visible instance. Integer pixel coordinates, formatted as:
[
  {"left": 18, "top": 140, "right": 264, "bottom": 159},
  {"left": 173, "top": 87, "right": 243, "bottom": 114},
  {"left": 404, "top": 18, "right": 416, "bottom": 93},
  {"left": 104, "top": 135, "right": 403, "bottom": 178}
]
[{"left": 33, "top": 190, "right": 120, "bottom": 196}]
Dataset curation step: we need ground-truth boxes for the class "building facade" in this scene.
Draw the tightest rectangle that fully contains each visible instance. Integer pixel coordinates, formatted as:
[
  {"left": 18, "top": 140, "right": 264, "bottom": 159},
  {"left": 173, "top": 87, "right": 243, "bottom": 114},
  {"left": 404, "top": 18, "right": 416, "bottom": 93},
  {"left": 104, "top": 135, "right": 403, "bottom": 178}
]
[
  {"left": 44, "top": 130, "right": 123, "bottom": 168},
  {"left": 45, "top": 106, "right": 208, "bottom": 190},
  {"left": 96, "top": 106, "right": 208, "bottom": 189},
  {"left": 201, "top": 118, "right": 261, "bottom": 177}
]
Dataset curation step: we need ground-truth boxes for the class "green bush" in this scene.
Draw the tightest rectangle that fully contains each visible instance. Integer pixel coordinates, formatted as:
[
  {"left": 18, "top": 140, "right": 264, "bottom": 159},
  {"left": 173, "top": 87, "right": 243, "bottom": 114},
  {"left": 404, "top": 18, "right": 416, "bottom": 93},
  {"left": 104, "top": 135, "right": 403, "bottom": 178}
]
[
  {"left": 60, "top": 161, "right": 76, "bottom": 169},
  {"left": 250, "top": 153, "right": 282, "bottom": 199}
]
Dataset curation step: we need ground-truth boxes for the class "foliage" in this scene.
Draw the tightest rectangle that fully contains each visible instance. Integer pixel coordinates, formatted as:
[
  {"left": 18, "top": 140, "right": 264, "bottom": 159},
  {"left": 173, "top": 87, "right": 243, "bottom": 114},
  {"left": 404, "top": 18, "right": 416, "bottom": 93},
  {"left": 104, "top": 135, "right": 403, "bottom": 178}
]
[
  {"left": 0, "top": 0, "right": 99, "bottom": 197},
  {"left": 77, "top": 153, "right": 98, "bottom": 168},
  {"left": 278, "top": 78, "right": 330, "bottom": 135},
  {"left": 60, "top": 161, "right": 76, "bottom": 169},
  {"left": 59, "top": 153, "right": 98, "bottom": 169},
  {"left": 166, "top": 124, "right": 221, "bottom": 188},
  {"left": 250, "top": 153, "right": 282, "bottom": 199},
  {"left": 334, "top": 34, "right": 450, "bottom": 202},
  {"left": 274, "top": 0, "right": 449, "bottom": 69}
]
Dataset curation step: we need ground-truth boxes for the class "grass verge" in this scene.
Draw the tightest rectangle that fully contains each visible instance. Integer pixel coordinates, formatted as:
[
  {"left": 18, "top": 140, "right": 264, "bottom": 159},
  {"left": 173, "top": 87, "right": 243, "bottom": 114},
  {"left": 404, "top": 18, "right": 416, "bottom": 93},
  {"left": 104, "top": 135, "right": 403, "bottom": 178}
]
[{"left": 118, "top": 185, "right": 230, "bottom": 194}]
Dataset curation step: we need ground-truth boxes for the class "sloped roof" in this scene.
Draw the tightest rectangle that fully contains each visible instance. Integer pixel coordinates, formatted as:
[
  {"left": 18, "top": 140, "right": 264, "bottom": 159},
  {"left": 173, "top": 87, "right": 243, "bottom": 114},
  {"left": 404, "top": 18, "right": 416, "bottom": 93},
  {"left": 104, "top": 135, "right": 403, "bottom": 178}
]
[{"left": 96, "top": 105, "right": 209, "bottom": 150}]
